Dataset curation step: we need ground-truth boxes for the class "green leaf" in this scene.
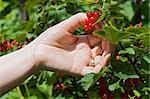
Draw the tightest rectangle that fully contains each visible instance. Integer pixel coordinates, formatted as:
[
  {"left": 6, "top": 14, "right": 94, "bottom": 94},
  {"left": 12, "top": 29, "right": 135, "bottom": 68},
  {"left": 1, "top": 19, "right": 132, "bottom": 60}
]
[
  {"left": 142, "top": 87, "right": 150, "bottom": 92},
  {"left": 114, "top": 72, "right": 128, "bottom": 80},
  {"left": 142, "top": 87, "right": 150, "bottom": 95},
  {"left": 140, "top": 69, "right": 150, "bottom": 75},
  {"left": 128, "top": 75, "right": 139, "bottom": 78},
  {"left": 119, "top": 0, "right": 134, "bottom": 20},
  {"left": 119, "top": 48, "right": 135, "bottom": 55},
  {"left": 78, "top": 67, "right": 110, "bottom": 91},
  {"left": 143, "top": 55, "right": 150, "bottom": 64},
  {"left": 78, "top": 73, "right": 95, "bottom": 91},
  {"left": 120, "top": 56, "right": 128, "bottom": 62},
  {"left": 0, "top": 0, "right": 9, "bottom": 12},
  {"left": 114, "top": 72, "right": 139, "bottom": 80},
  {"left": 37, "top": 83, "right": 48, "bottom": 95},
  {"left": 125, "top": 48, "right": 135, "bottom": 55},
  {"left": 108, "top": 80, "right": 122, "bottom": 91},
  {"left": 133, "top": 90, "right": 141, "bottom": 97},
  {"left": 102, "top": 26, "right": 120, "bottom": 44}
]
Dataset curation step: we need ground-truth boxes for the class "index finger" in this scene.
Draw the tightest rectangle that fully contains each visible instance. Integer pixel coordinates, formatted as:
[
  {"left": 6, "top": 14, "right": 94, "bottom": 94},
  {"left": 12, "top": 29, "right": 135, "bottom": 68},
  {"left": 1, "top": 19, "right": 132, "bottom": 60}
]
[{"left": 57, "top": 13, "right": 87, "bottom": 33}]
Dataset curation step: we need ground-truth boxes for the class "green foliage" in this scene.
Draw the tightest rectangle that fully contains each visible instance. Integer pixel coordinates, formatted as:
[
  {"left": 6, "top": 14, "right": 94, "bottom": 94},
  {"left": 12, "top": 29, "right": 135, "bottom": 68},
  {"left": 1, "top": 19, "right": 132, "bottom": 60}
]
[{"left": 0, "top": 0, "right": 150, "bottom": 98}]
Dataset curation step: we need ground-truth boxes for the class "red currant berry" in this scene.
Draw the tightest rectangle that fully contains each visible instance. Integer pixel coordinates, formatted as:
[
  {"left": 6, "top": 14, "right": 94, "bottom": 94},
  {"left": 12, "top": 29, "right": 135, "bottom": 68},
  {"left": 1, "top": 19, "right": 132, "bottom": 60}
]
[
  {"left": 101, "top": 94, "right": 107, "bottom": 99},
  {"left": 130, "top": 23, "right": 133, "bottom": 27},
  {"left": 93, "top": 12, "right": 99, "bottom": 19},
  {"left": 85, "top": 19, "right": 92, "bottom": 24},
  {"left": 89, "top": 16, "right": 96, "bottom": 23},
  {"left": 125, "top": 78, "right": 132, "bottom": 86},
  {"left": 139, "top": 22, "right": 143, "bottom": 28},
  {"left": 132, "top": 78, "right": 140, "bottom": 87},
  {"left": 88, "top": 23, "right": 94, "bottom": 29},
  {"left": 87, "top": 12, "right": 93, "bottom": 18},
  {"left": 84, "top": 25, "right": 89, "bottom": 31},
  {"left": 116, "top": 52, "right": 120, "bottom": 61}
]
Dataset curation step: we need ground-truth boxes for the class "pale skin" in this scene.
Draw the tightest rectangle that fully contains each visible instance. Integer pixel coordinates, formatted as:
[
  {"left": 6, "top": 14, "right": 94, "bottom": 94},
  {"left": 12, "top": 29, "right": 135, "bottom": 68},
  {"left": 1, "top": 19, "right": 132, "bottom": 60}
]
[{"left": 0, "top": 13, "right": 113, "bottom": 95}]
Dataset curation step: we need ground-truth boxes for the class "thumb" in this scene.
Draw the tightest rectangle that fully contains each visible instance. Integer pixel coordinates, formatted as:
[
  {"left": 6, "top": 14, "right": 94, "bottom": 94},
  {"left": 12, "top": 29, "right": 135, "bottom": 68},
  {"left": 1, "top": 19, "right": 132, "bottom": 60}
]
[{"left": 57, "top": 13, "right": 87, "bottom": 33}]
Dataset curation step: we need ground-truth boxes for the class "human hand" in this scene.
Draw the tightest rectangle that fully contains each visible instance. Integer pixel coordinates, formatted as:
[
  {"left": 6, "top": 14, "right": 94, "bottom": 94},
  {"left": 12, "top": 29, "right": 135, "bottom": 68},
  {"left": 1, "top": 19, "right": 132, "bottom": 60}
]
[{"left": 28, "top": 13, "right": 113, "bottom": 75}]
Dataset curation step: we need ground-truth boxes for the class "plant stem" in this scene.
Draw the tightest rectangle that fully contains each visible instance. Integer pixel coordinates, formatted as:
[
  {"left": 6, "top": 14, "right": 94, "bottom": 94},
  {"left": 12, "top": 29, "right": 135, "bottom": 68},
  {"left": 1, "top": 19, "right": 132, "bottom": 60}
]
[
  {"left": 24, "top": 83, "right": 30, "bottom": 99},
  {"left": 119, "top": 42, "right": 142, "bottom": 78},
  {"left": 16, "top": 86, "right": 24, "bottom": 99}
]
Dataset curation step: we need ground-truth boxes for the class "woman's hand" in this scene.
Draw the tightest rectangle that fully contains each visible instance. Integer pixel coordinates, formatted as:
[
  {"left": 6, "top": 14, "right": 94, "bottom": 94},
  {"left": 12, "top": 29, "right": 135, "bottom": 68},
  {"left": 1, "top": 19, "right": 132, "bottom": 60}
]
[
  {"left": 0, "top": 13, "right": 113, "bottom": 95},
  {"left": 29, "top": 13, "right": 113, "bottom": 75}
]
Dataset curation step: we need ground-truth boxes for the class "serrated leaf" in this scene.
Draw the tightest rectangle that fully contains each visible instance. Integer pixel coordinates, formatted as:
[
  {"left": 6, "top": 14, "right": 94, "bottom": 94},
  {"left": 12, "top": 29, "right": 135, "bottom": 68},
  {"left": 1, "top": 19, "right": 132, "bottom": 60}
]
[
  {"left": 78, "top": 73, "right": 95, "bottom": 91},
  {"left": 78, "top": 68, "right": 106, "bottom": 91}
]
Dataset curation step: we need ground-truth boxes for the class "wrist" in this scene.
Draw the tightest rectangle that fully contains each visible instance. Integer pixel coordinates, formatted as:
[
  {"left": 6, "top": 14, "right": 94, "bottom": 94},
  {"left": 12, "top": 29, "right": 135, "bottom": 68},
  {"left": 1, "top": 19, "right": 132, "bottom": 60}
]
[{"left": 21, "top": 43, "right": 39, "bottom": 72}]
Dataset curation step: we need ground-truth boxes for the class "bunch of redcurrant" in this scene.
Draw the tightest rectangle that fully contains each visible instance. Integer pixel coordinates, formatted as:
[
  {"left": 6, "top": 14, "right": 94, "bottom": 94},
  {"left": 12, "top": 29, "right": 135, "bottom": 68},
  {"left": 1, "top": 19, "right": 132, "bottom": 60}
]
[
  {"left": 0, "top": 37, "right": 34, "bottom": 52},
  {"left": 0, "top": 40, "right": 19, "bottom": 52},
  {"left": 84, "top": 12, "right": 100, "bottom": 33},
  {"left": 125, "top": 78, "right": 141, "bottom": 87}
]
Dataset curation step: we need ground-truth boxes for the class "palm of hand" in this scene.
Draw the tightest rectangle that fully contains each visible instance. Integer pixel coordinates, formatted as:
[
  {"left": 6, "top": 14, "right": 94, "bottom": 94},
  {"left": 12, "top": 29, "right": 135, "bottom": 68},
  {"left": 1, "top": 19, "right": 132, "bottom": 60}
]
[{"left": 52, "top": 34, "right": 112, "bottom": 75}]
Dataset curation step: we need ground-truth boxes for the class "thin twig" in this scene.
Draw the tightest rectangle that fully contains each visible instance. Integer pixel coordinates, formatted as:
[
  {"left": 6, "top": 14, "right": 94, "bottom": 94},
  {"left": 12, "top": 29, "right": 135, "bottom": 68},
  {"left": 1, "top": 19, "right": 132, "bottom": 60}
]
[{"left": 16, "top": 86, "right": 24, "bottom": 99}]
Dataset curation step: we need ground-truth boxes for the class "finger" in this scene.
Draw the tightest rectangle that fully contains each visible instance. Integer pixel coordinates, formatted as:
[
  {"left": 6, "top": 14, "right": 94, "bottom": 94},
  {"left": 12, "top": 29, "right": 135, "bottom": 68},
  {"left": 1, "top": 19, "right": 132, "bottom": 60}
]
[
  {"left": 58, "top": 13, "right": 87, "bottom": 33},
  {"left": 87, "top": 34, "right": 102, "bottom": 47},
  {"left": 105, "top": 40, "right": 114, "bottom": 54},
  {"left": 93, "top": 54, "right": 111, "bottom": 73},
  {"left": 102, "top": 51, "right": 106, "bottom": 57},
  {"left": 91, "top": 46, "right": 103, "bottom": 58},
  {"left": 101, "top": 38, "right": 107, "bottom": 52}
]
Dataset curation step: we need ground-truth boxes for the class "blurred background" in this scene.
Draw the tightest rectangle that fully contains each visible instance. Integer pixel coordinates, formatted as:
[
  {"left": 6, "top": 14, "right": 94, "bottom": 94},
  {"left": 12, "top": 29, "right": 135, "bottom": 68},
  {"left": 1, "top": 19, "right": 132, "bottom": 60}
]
[{"left": 0, "top": 0, "right": 149, "bottom": 99}]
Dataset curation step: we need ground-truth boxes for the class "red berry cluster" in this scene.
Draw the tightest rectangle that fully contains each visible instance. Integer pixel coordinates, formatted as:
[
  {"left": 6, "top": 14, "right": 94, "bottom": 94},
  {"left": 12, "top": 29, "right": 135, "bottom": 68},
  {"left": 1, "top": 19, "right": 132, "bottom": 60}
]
[
  {"left": 56, "top": 83, "right": 65, "bottom": 91},
  {"left": 0, "top": 37, "right": 34, "bottom": 52},
  {"left": 125, "top": 78, "right": 141, "bottom": 87},
  {"left": 99, "top": 77, "right": 114, "bottom": 99},
  {"left": 130, "top": 21, "right": 143, "bottom": 28},
  {"left": 0, "top": 40, "right": 19, "bottom": 52},
  {"left": 54, "top": 83, "right": 65, "bottom": 91},
  {"left": 84, "top": 12, "right": 100, "bottom": 32}
]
